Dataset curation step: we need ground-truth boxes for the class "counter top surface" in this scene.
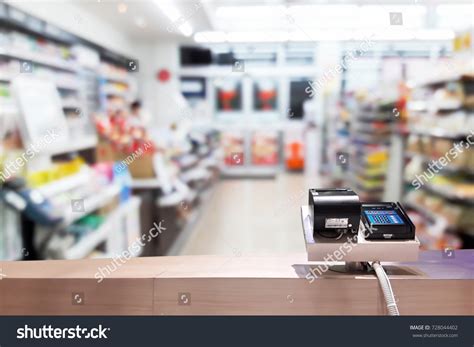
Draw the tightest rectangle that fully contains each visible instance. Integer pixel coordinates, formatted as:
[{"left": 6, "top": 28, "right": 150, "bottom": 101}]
[
  {"left": 1, "top": 251, "right": 472, "bottom": 315},
  {"left": 1, "top": 250, "right": 473, "bottom": 280}
]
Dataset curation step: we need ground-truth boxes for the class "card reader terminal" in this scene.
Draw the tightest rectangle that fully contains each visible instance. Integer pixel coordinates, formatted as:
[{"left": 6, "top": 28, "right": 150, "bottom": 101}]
[{"left": 361, "top": 202, "right": 415, "bottom": 240}]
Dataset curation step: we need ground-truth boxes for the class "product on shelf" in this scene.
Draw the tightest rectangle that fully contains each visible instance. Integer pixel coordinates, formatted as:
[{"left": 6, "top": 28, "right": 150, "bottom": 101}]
[
  {"left": 68, "top": 214, "right": 105, "bottom": 239},
  {"left": 428, "top": 175, "right": 474, "bottom": 200},
  {"left": 102, "top": 82, "right": 129, "bottom": 94},
  {"left": 26, "top": 157, "right": 85, "bottom": 188},
  {"left": 216, "top": 80, "right": 242, "bottom": 112},
  {"left": 405, "top": 189, "right": 473, "bottom": 249},
  {"left": 407, "top": 134, "right": 473, "bottom": 173},
  {"left": 0, "top": 13, "right": 144, "bottom": 261},
  {"left": 2, "top": 31, "right": 73, "bottom": 62},
  {"left": 254, "top": 79, "right": 277, "bottom": 111},
  {"left": 409, "top": 209, "right": 463, "bottom": 250},
  {"left": 251, "top": 131, "right": 278, "bottom": 166},
  {"left": 284, "top": 127, "right": 305, "bottom": 171},
  {"left": 0, "top": 27, "right": 97, "bottom": 149},
  {"left": 100, "top": 63, "right": 133, "bottom": 115},
  {"left": 285, "top": 142, "right": 304, "bottom": 170},
  {"left": 431, "top": 82, "right": 464, "bottom": 111},
  {"left": 222, "top": 132, "right": 245, "bottom": 166},
  {"left": 100, "top": 62, "right": 129, "bottom": 81},
  {"left": 95, "top": 112, "right": 157, "bottom": 179},
  {"left": 342, "top": 90, "right": 398, "bottom": 201}
]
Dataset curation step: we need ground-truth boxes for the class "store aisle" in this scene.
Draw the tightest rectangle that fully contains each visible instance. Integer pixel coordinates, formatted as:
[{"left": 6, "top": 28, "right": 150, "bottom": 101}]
[{"left": 177, "top": 173, "right": 326, "bottom": 256}]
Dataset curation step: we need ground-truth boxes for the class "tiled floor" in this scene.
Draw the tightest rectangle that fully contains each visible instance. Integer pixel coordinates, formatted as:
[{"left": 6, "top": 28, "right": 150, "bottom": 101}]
[{"left": 178, "top": 173, "right": 327, "bottom": 256}]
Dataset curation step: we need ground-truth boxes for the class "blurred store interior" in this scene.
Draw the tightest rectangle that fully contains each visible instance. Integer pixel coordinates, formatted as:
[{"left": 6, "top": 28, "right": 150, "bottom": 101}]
[{"left": 0, "top": 0, "right": 473, "bottom": 261}]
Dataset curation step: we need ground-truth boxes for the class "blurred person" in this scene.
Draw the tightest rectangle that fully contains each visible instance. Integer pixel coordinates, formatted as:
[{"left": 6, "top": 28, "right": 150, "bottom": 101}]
[{"left": 130, "top": 100, "right": 152, "bottom": 127}]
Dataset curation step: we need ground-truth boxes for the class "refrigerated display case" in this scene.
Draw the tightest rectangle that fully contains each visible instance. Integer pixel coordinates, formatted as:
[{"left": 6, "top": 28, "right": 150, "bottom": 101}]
[
  {"left": 253, "top": 79, "right": 277, "bottom": 111},
  {"left": 222, "top": 131, "right": 245, "bottom": 166},
  {"left": 251, "top": 131, "right": 279, "bottom": 166},
  {"left": 220, "top": 128, "right": 280, "bottom": 178},
  {"left": 215, "top": 79, "right": 242, "bottom": 112}
]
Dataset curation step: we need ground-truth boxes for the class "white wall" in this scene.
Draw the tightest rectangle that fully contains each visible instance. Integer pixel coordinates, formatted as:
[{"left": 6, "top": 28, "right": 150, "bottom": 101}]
[
  {"left": 10, "top": 1, "right": 136, "bottom": 56},
  {"left": 134, "top": 41, "right": 185, "bottom": 128}
]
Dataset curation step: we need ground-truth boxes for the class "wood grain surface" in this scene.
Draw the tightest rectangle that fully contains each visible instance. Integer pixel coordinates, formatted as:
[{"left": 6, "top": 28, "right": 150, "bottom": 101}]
[{"left": 0, "top": 251, "right": 472, "bottom": 315}]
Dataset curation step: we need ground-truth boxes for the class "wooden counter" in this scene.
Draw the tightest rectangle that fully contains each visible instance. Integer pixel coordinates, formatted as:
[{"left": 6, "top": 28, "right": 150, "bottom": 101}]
[{"left": 0, "top": 251, "right": 472, "bottom": 315}]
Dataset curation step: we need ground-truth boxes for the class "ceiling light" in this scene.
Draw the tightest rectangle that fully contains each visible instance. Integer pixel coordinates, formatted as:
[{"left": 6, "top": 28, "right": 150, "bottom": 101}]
[
  {"left": 179, "top": 22, "right": 193, "bottom": 37},
  {"left": 216, "top": 5, "right": 286, "bottom": 18},
  {"left": 227, "top": 31, "right": 288, "bottom": 43},
  {"left": 135, "top": 17, "right": 147, "bottom": 29},
  {"left": 193, "top": 28, "right": 453, "bottom": 44},
  {"left": 118, "top": 3, "right": 127, "bottom": 14},
  {"left": 154, "top": 1, "right": 193, "bottom": 37},
  {"left": 288, "top": 30, "right": 351, "bottom": 41},
  {"left": 289, "top": 4, "right": 358, "bottom": 17},
  {"left": 154, "top": 1, "right": 181, "bottom": 22}
]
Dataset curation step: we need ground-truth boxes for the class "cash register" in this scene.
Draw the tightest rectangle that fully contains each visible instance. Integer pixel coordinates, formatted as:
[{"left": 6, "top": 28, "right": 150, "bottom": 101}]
[
  {"left": 308, "top": 188, "right": 415, "bottom": 242},
  {"left": 303, "top": 188, "right": 419, "bottom": 262},
  {"left": 303, "top": 188, "right": 420, "bottom": 316}
]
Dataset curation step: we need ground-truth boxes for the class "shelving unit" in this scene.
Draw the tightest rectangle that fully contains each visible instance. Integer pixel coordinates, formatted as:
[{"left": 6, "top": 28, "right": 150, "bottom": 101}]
[
  {"left": 406, "top": 151, "right": 474, "bottom": 176},
  {"left": 0, "top": 3, "right": 141, "bottom": 261},
  {"left": 346, "top": 101, "right": 396, "bottom": 202},
  {"left": 27, "top": 164, "right": 141, "bottom": 260},
  {"left": 0, "top": 3, "right": 138, "bottom": 150},
  {"left": 0, "top": 47, "right": 79, "bottom": 72},
  {"left": 56, "top": 197, "right": 141, "bottom": 260},
  {"left": 127, "top": 127, "right": 221, "bottom": 257},
  {"left": 409, "top": 128, "right": 472, "bottom": 140},
  {"left": 98, "top": 61, "right": 136, "bottom": 114},
  {"left": 402, "top": 72, "right": 474, "bottom": 249},
  {"left": 60, "top": 184, "right": 121, "bottom": 226},
  {"left": 0, "top": 199, "right": 22, "bottom": 261},
  {"left": 36, "top": 169, "right": 90, "bottom": 198},
  {"left": 423, "top": 182, "right": 474, "bottom": 206},
  {"left": 156, "top": 130, "right": 221, "bottom": 255},
  {"left": 403, "top": 200, "right": 448, "bottom": 236},
  {"left": 410, "top": 73, "right": 474, "bottom": 90},
  {"left": 0, "top": 41, "right": 97, "bottom": 153}
]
